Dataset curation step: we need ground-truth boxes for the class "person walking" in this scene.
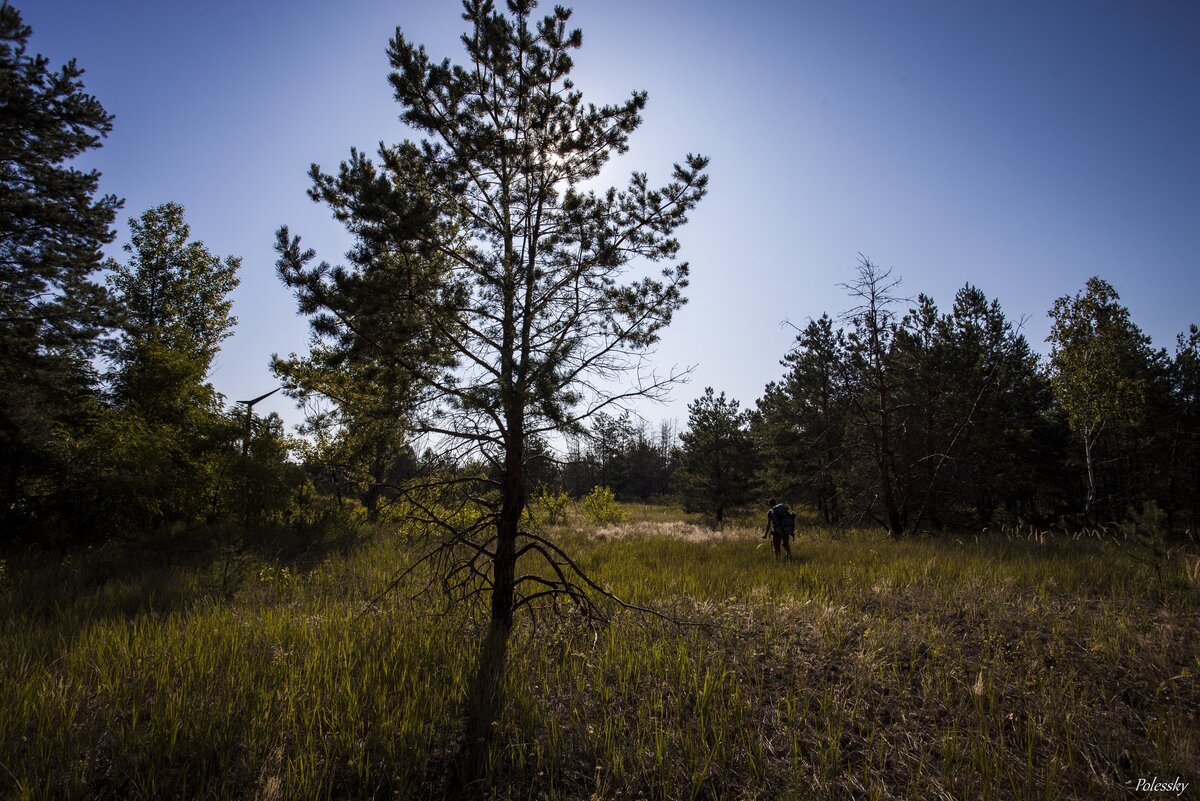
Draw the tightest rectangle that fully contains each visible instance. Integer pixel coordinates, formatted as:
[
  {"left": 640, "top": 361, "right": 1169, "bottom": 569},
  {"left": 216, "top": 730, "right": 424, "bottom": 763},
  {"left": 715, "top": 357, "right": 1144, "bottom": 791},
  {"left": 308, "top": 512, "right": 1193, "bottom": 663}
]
[{"left": 762, "top": 497, "right": 795, "bottom": 559}]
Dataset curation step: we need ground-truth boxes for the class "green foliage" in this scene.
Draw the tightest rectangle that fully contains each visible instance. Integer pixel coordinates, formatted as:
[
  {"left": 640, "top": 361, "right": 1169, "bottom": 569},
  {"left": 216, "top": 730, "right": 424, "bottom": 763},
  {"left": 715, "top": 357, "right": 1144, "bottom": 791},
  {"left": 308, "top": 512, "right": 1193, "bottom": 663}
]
[
  {"left": 839, "top": 257, "right": 909, "bottom": 536},
  {"left": 753, "top": 314, "right": 846, "bottom": 523},
  {"left": 1169, "top": 325, "right": 1200, "bottom": 529},
  {"left": 73, "top": 403, "right": 213, "bottom": 536},
  {"left": 1120, "top": 500, "right": 1173, "bottom": 583},
  {"left": 115, "top": 340, "right": 219, "bottom": 425},
  {"left": 749, "top": 268, "right": 1197, "bottom": 535},
  {"left": 890, "top": 285, "right": 1060, "bottom": 528},
  {"left": 106, "top": 204, "right": 240, "bottom": 434},
  {"left": 578, "top": 486, "right": 629, "bottom": 525},
  {"left": 1, "top": 199, "right": 307, "bottom": 546},
  {"left": 0, "top": 2, "right": 120, "bottom": 357},
  {"left": 563, "top": 414, "right": 677, "bottom": 500},
  {"left": 1124, "top": 498, "right": 1167, "bottom": 539},
  {"left": 84, "top": 203, "right": 273, "bottom": 540},
  {"left": 0, "top": 4, "right": 121, "bottom": 539},
  {"left": 1049, "top": 277, "right": 1151, "bottom": 435},
  {"left": 223, "top": 412, "right": 306, "bottom": 529},
  {"left": 525, "top": 486, "right": 572, "bottom": 528},
  {"left": 274, "top": 350, "right": 417, "bottom": 512},
  {"left": 106, "top": 203, "right": 240, "bottom": 371},
  {"left": 1048, "top": 277, "right": 1157, "bottom": 517},
  {"left": 60, "top": 399, "right": 306, "bottom": 543},
  {"left": 675, "top": 388, "right": 755, "bottom": 525},
  {"left": 369, "top": 466, "right": 493, "bottom": 545},
  {"left": 755, "top": 268, "right": 1073, "bottom": 536}
]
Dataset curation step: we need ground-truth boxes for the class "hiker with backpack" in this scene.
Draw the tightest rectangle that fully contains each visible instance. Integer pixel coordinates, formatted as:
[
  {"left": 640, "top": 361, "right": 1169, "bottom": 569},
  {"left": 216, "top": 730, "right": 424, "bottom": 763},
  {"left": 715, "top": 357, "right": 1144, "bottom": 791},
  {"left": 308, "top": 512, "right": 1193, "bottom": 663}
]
[{"left": 762, "top": 498, "right": 795, "bottom": 559}]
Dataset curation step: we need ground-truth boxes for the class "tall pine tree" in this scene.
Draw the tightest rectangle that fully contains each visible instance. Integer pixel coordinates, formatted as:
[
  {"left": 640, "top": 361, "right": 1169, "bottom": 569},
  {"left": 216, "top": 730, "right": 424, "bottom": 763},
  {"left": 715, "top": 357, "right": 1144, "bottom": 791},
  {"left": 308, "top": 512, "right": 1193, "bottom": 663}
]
[
  {"left": 753, "top": 313, "right": 846, "bottom": 523},
  {"left": 275, "top": 0, "right": 707, "bottom": 769},
  {"left": 0, "top": 3, "right": 121, "bottom": 536}
]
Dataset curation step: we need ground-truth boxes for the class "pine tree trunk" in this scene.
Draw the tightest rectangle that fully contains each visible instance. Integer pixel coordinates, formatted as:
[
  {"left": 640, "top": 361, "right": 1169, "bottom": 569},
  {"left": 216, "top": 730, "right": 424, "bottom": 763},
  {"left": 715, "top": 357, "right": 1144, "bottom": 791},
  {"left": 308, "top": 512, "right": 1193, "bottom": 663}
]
[
  {"left": 877, "top": 389, "right": 904, "bottom": 538},
  {"left": 1083, "top": 427, "right": 1097, "bottom": 520},
  {"left": 1166, "top": 422, "right": 1181, "bottom": 533}
]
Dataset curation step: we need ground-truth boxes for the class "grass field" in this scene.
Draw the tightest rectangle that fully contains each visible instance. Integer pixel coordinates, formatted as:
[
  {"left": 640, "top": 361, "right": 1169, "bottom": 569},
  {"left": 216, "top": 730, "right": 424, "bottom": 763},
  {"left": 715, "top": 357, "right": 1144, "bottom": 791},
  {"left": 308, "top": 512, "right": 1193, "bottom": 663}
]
[{"left": 1, "top": 504, "right": 1197, "bottom": 800}]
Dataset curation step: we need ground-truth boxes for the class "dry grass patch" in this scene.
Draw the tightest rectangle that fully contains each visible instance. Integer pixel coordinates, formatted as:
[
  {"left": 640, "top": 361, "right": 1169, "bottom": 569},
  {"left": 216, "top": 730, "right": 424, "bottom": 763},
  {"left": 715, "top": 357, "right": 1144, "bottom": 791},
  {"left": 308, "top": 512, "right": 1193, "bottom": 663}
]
[{"left": 590, "top": 519, "right": 758, "bottom": 543}]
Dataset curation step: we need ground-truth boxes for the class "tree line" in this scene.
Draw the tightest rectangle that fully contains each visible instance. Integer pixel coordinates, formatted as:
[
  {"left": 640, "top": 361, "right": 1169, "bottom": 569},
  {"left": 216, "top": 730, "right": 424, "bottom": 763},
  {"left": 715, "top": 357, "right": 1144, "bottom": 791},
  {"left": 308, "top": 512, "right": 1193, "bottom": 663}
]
[
  {"left": 671, "top": 259, "right": 1199, "bottom": 536},
  {"left": 483, "top": 256, "right": 1198, "bottom": 539}
]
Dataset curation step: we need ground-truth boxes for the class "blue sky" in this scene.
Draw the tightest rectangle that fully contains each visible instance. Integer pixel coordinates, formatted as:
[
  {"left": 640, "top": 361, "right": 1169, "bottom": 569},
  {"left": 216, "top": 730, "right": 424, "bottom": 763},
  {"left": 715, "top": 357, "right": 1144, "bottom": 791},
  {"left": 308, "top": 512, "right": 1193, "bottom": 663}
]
[{"left": 24, "top": 0, "right": 1200, "bottom": 431}]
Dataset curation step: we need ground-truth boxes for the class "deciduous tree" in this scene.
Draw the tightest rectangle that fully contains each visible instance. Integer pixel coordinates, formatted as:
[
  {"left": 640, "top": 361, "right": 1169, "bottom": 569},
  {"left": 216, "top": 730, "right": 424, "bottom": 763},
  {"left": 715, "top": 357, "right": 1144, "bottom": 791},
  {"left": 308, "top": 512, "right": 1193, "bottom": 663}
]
[
  {"left": 1048, "top": 277, "right": 1153, "bottom": 518},
  {"left": 107, "top": 203, "right": 239, "bottom": 372},
  {"left": 102, "top": 204, "right": 244, "bottom": 532},
  {"left": 1168, "top": 325, "right": 1200, "bottom": 531}
]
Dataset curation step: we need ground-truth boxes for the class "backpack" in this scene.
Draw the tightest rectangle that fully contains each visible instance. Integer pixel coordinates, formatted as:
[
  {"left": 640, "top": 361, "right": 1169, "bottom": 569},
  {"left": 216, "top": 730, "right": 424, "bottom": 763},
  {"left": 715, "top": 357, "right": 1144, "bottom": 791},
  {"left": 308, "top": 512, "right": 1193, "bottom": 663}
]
[{"left": 771, "top": 503, "right": 795, "bottom": 537}]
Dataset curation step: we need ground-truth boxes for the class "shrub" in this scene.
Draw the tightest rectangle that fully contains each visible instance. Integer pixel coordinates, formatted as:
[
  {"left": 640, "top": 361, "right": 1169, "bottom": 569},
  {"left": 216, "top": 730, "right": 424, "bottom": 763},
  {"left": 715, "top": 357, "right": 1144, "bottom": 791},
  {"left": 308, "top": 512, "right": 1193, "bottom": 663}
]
[
  {"left": 525, "top": 487, "right": 572, "bottom": 528},
  {"left": 579, "top": 486, "right": 629, "bottom": 525}
]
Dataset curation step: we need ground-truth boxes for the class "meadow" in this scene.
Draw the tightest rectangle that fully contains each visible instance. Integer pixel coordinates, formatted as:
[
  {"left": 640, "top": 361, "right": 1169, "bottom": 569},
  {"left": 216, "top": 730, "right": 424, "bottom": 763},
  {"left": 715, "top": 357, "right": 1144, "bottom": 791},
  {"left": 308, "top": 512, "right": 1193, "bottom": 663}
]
[{"left": 1, "top": 504, "right": 1197, "bottom": 800}]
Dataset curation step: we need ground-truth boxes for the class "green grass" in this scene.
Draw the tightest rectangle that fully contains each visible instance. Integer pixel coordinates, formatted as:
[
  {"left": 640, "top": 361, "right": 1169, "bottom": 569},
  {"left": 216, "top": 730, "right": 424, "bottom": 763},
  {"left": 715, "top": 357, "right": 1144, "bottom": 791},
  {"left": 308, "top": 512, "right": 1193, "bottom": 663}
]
[{"left": 1, "top": 511, "right": 1197, "bottom": 800}]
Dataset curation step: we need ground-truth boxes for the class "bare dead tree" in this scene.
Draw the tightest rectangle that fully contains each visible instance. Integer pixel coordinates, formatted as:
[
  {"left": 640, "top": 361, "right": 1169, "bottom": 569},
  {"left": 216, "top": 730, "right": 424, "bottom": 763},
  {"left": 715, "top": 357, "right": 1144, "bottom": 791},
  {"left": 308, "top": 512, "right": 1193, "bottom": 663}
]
[{"left": 839, "top": 255, "right": 909, "bottom": 537}]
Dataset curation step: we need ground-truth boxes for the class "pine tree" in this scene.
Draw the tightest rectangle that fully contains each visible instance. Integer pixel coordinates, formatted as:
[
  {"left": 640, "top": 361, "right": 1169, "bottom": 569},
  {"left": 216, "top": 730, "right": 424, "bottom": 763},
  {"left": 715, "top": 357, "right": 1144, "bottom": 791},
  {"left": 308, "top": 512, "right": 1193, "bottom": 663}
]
[
  {"left": 275, "top": 0, "right": 707, "bottom": 769},
  {"left": 0, "top": 3, "right": 122, "bottom": 535},
  {"left": 841, "top": 256, "right": 908, "bottom": 536},
  {"left": 276, "top": 345, "right": 417, "bottom": 512},
  {"left": 895, "top": 285, "right": 1059, "bottom": 528},
  {"left": 753, "top": 313, "right": 847, "bottom": 523},
  {"left": 675, "top": 388, "right": 754, "bottom": 526}
]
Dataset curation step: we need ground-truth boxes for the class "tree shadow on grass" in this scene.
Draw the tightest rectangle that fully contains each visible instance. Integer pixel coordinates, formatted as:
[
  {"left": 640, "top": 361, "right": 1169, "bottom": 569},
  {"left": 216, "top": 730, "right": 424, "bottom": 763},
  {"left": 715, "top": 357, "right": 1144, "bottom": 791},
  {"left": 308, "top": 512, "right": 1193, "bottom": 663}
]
[{"left": 0, "top": 519, "right": 369, "bottom": 632}]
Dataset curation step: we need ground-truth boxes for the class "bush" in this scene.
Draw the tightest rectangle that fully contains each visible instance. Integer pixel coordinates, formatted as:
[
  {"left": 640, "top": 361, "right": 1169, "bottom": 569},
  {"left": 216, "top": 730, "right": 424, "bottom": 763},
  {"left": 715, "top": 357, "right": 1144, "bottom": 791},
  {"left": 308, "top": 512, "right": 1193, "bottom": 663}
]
[
  {"left": 579, "top": 486, "right": 629, "bottom": 525},
  {"left": 524, "top": 487, "right": 572, "bottom": 528}
]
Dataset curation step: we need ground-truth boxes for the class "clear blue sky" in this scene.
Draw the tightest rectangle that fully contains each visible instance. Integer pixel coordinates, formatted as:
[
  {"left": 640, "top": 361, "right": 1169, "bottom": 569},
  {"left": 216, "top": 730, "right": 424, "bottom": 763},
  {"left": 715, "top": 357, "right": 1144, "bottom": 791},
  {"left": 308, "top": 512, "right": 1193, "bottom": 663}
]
[{"left": 24, "top": 0, "right": 1200, "bottom": 431}]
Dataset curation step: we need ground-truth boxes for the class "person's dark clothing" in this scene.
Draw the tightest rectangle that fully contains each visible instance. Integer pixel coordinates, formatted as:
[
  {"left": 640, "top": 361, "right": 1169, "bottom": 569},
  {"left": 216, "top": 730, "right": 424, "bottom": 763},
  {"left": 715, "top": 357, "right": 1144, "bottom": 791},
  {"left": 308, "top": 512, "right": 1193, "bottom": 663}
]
[{"left": 763, "top": 502, "right": 792, "bottom": 559}]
